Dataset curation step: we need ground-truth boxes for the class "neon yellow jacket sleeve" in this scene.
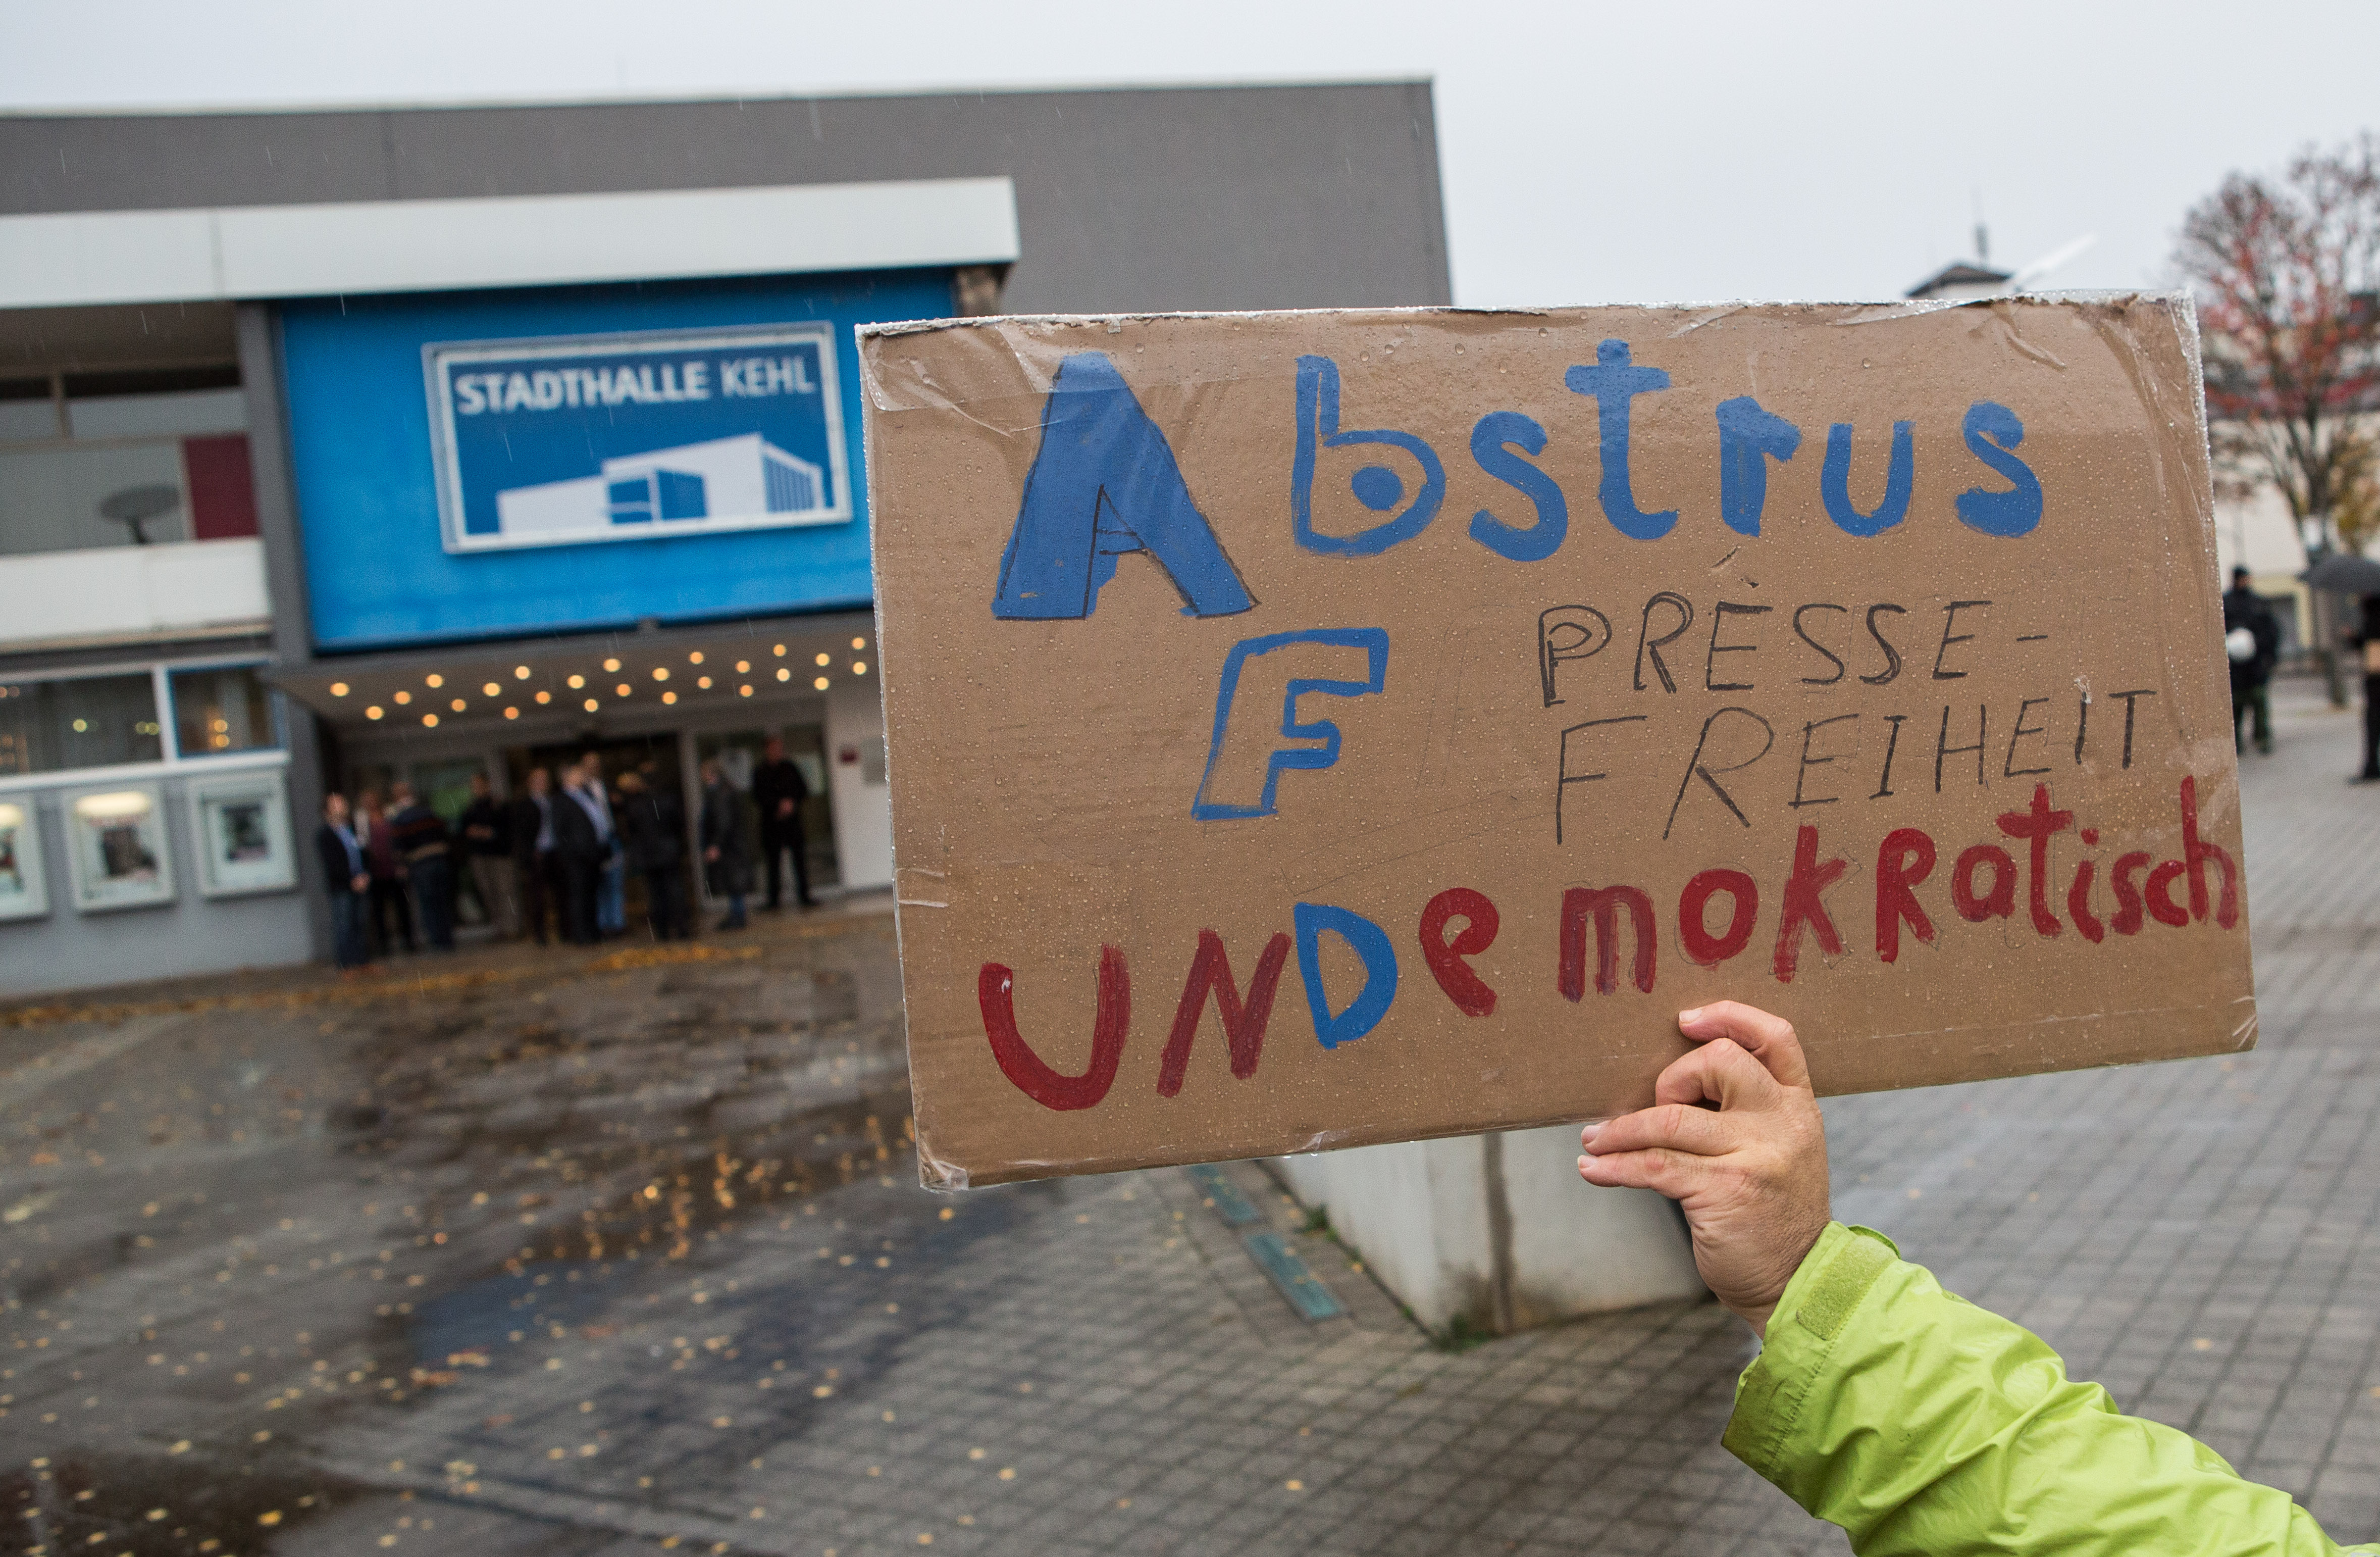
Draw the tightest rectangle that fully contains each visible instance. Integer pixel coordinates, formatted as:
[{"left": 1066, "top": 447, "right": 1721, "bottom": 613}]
[{"left": 1725, "top": 1222, "right": 2373, "bottom": 1556}]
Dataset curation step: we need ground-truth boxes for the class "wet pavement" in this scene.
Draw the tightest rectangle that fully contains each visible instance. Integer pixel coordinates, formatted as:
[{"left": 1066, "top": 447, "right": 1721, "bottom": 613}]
[{"left": 8, "top": 676, "right": 2380, "bottom": 1556}]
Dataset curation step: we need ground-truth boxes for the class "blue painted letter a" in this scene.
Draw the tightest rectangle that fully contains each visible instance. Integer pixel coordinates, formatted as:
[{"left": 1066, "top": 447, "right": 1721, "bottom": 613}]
[{"left": 991, "top": 353, "right": 1254, "bottom": 620}]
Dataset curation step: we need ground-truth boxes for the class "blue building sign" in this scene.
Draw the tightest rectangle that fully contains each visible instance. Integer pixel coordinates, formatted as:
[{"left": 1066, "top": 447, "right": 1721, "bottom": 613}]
[
  {"left": 279, "top": 270, "right": 953, "bottom": 651},
  {"left": 426, "top": 322, "right": 853, "bottom": 553}
]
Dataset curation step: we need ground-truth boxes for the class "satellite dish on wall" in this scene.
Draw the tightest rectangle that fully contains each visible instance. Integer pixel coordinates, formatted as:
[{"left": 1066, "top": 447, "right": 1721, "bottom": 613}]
[{"left": 98, "top": 483, "right": 182, "bottom": 546}]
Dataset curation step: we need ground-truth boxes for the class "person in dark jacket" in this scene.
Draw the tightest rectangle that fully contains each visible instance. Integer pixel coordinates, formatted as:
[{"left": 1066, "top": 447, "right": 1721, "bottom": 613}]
[
  {"left": 314, "top": 791, "right": 372, "bottom": 973},
  {"left": 2222, "top": 567, "right": 2280, "bottom": 756},
  {"left": 614, "top": 771, "right": 689, "bottom": 941},
  {"left": 752, "top": 737, "right": 815, "bottom": 910},
  {"left": 356, "top": 789, "right": 414, "bottom": 955},
  {"left": 699, "top": 759, "right": 753, "bottom": 931},
  {"left": 2355, "top": 594, "right": 2380, "bottom": 784},
  {"left": 387, "top": 782, "right": 455, "bottom": 950},
  {"left": 508, "top": 767, "right": 558, "bottom": 946},
  {"left": 552, "top": 760, "right": 610, "bottom": 946},
  {"left": 457, "top": 771, "right": 519, "bottom": 937}
]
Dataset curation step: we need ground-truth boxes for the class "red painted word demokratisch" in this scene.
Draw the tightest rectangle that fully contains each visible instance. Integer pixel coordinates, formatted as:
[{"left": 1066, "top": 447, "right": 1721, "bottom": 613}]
[{"left": 976, "top": 776, "right": 2239, "bottom": 1114}]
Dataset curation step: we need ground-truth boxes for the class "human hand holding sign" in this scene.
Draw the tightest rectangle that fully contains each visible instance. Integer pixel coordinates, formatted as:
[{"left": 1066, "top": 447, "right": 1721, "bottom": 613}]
[{"left": 1577, "top": 1001, "right": 1830, "bottom": 1337}]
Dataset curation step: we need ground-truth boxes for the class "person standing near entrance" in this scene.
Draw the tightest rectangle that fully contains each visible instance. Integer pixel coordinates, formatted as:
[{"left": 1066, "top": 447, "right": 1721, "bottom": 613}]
[
  {"left": 315, "top": 792, "right": 373, "bottom": 974},
  {"left": 553, "top": 760, "right": 610, "bottom": 946},
  {"left": 615, "top": 770, "right": 690, "bottom": 940},
  {"left": 581, "top": 751, "right": 627, "bottom": 935},
  {"left": 509, "top": 767, "right": 558, "bottom": 945},
  {"left": 458, "top": 771, "right": 520, "bottom": 938},
  {"left": 752, "top": 737, "right": 815, "bottom": 910},
  {"left": 356, "top": 789, "right": 415, "bottom": 956},
  {"left": 388, "top": 782, "right": 456, "bottom": 950},
  {"left": 700, "top": 758, "right": 753, "bottom": 931}
]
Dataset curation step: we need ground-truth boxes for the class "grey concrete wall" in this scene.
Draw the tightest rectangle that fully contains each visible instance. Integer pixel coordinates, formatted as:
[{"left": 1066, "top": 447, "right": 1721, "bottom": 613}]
[
  {"left": 0, "top": 83, "right": 1451, "bottom": 315},
  {"left": 0, "top": 774, "right": 315, "bottom": 999}
]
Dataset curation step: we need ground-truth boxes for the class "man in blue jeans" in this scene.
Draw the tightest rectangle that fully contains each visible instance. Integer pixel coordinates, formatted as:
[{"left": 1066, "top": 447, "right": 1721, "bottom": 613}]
[
  {"left": 313, "top": 792, "right": 371, "bottom": 974},
  {"left": 1579, "top": 1000, "right": 2373, "bottom": 1554}
]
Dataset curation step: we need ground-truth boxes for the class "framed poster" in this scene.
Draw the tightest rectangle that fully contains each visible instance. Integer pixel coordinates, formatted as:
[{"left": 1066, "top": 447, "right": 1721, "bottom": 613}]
[
  {"left": 0, "top": 796, "right": 48, "bottom": 922},
  {"left": 65, "top": 782, "right": 175, "bottom": 913},
  {"left": 187, "top": 770, "right": 297, "bottom": 898}
]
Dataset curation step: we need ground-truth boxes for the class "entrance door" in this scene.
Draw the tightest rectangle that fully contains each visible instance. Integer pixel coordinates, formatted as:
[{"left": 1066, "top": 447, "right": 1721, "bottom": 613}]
[
  {"left": 514, "top": 732, "right": 691, "bottom": 933},
  {"left": 693, "top": 723, "right": 836, "bottom": 903}
]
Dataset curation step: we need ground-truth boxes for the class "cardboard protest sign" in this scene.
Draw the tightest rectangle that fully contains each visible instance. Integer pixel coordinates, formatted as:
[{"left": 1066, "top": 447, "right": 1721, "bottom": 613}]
[{"left": 858, "top": 299, "right": 2253, "bottom": 1190}]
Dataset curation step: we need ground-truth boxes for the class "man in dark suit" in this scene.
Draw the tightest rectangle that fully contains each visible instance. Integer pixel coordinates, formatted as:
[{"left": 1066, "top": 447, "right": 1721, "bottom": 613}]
[
  {"left": 552, "top": 760, "right": 610, "bottom": 945},
  {"left": 315, "top": 791, "right": 372, "bottom": 973},
  {"left": 508, "top": 767, "right": 559, "bottom": 945},
  {"left": 752, "top": 737, "right": 815, "bottom": 910}
]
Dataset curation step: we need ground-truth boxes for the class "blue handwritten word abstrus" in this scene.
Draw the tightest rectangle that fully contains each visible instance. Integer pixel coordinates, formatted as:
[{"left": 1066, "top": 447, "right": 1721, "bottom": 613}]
[{"left": 991, "top": 345, "right": 2046, "bottom": 621}]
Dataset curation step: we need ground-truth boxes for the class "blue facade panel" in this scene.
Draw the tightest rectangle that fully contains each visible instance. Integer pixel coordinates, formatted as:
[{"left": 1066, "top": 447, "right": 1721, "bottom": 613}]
[{"left": 279, "top": 270, "right": 954, "bottom": 651}]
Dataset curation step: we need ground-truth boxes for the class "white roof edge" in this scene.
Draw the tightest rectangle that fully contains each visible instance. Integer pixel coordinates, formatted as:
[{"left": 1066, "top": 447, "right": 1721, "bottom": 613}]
[
  {"left": 0, "top": 177, "right": 1020, "bottom": 311},
  {"left": 0, "top": 77, "right": 1433, "bottom": 119}
]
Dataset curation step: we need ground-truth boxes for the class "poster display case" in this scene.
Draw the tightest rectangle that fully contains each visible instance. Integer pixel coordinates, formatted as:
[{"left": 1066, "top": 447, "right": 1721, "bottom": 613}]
[
  {"left": 0, "top": 796, "right": 48, "bottom": 922},
  {"left": 186, "top": 769, "right": 298, "bottom": 898},
  {"left": 64, "top": 781, "right": 175, "bottom": 913}
]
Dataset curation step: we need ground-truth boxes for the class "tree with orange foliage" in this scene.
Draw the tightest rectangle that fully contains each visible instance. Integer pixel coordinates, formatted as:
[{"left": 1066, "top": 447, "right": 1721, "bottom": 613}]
[{"left": 2178, "top": 134, "right": 2380, "bottom": 561}]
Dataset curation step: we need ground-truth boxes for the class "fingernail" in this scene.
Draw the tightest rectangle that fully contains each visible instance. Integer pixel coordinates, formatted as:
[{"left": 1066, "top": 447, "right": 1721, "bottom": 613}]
[
  {"left": 1678, "top": 1007, "right": 1703, "bottom": 1025},
  {"left": 1579, "top": 1122, "right": 1602, "bottom": 1147}
]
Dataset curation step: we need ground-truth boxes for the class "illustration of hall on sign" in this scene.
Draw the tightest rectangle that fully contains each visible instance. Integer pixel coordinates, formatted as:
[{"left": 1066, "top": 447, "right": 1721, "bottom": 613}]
[{"left": 494, "top": 433, "right": 835, "bottom": 537}]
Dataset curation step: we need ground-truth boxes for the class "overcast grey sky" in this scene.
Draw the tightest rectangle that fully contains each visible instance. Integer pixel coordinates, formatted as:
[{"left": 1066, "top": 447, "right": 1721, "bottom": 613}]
[{"left": 5, "top": 0, "right": 2375, "bottom": 306}]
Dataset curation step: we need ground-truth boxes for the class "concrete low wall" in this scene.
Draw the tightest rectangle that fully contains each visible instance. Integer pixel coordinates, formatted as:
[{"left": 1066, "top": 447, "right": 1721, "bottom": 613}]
[{"left": 1270, "top": 1126, "right": 1704, "bottom": 1335}]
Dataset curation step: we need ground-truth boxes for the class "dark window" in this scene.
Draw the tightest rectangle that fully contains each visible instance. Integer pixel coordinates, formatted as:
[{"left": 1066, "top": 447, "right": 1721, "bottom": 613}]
[
  {"left": 169, "top": 665, "right": 277, "bottom": 757},
  {"left": 0, "top": 673, "right": 164, "bottom": 775}
]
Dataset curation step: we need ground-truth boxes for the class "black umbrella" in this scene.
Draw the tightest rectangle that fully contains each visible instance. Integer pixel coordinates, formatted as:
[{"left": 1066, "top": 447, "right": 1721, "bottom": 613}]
[{"left": 2302, "top": 551, "right": 2380, "bottom": 595}]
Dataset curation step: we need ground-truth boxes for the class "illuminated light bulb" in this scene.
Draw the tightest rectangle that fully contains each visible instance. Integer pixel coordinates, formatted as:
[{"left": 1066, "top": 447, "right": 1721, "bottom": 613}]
[
  {"left": 661, "top": 691, "right": 677, "bottom": 705},
  {"left": 739, "top": 685, "right": 754, "bottom": 697},
  {"left": 366, "top": 706, "right": 384, "bottom": 721},
  {"left": 813, "top": 676, "right": 830, "bottom": 691},
  {"left": 394, "top": 691, "right": 412, "bottom": 705},
  {"left": 329, "top": 682, "right": 350, "bottom": 697},
  {"left": 450, "top": 698, "right": 467, "bottom": 713},
  {"left": 567, "top": 674, "right": 585, "bottom": 689},
  {"left": 603, "top": 658, "right": 622, "bottom": 672},
  {"left": 652, "top": 667, "right": 669, "bottom": 681},
  {"left": 614, "top": 683, "right": 631, "bottom": 697},
  {"left": 775, "top": 668, "right": 790, "bottom": 682},
  {"left": 515, "top": 665, "right": 532, "bottom": 679},
  {"left": 483, "top": 682, "right": 501, "bottom": 696},
  {"left": 852, "top": 662, "right": 868, "bottom": 675},
  {"left": 423, "top": 713, "right": 440, "bottom": 727},
  {"left": 504, "top": 707, "right": 520, "bottom": 720},
  {"left": 583, "top": 698, "right": 600, "bottom": 713},
  {"left": 688, "top": 650, "right": 704, "bottom": 665},
  {"left": 735, "top": 660, "right": 750, "bottom": 674},
  {"left": 698, "top": 676, "right": 712, "bottom": 689},
  {"left": 852, "top": 637, "right": 866, "bottom": 650},
  {"left": 771, "top": 643, "right": 786, "bottom": 657},
  {"left": 814, "top": 652, "right": 830, "bottom": 667},
  {"left": 425, "top": 673, "right": 444, "bottom": 688},
  {"left": 535, "top": 690, "right": 551, "bottom": 705}
]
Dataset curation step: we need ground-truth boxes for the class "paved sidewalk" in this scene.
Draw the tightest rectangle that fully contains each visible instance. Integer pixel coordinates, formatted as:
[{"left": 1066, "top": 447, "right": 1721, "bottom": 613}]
[{"left": 6, "top": 676, "right": 2380, "bottom": 1555}]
